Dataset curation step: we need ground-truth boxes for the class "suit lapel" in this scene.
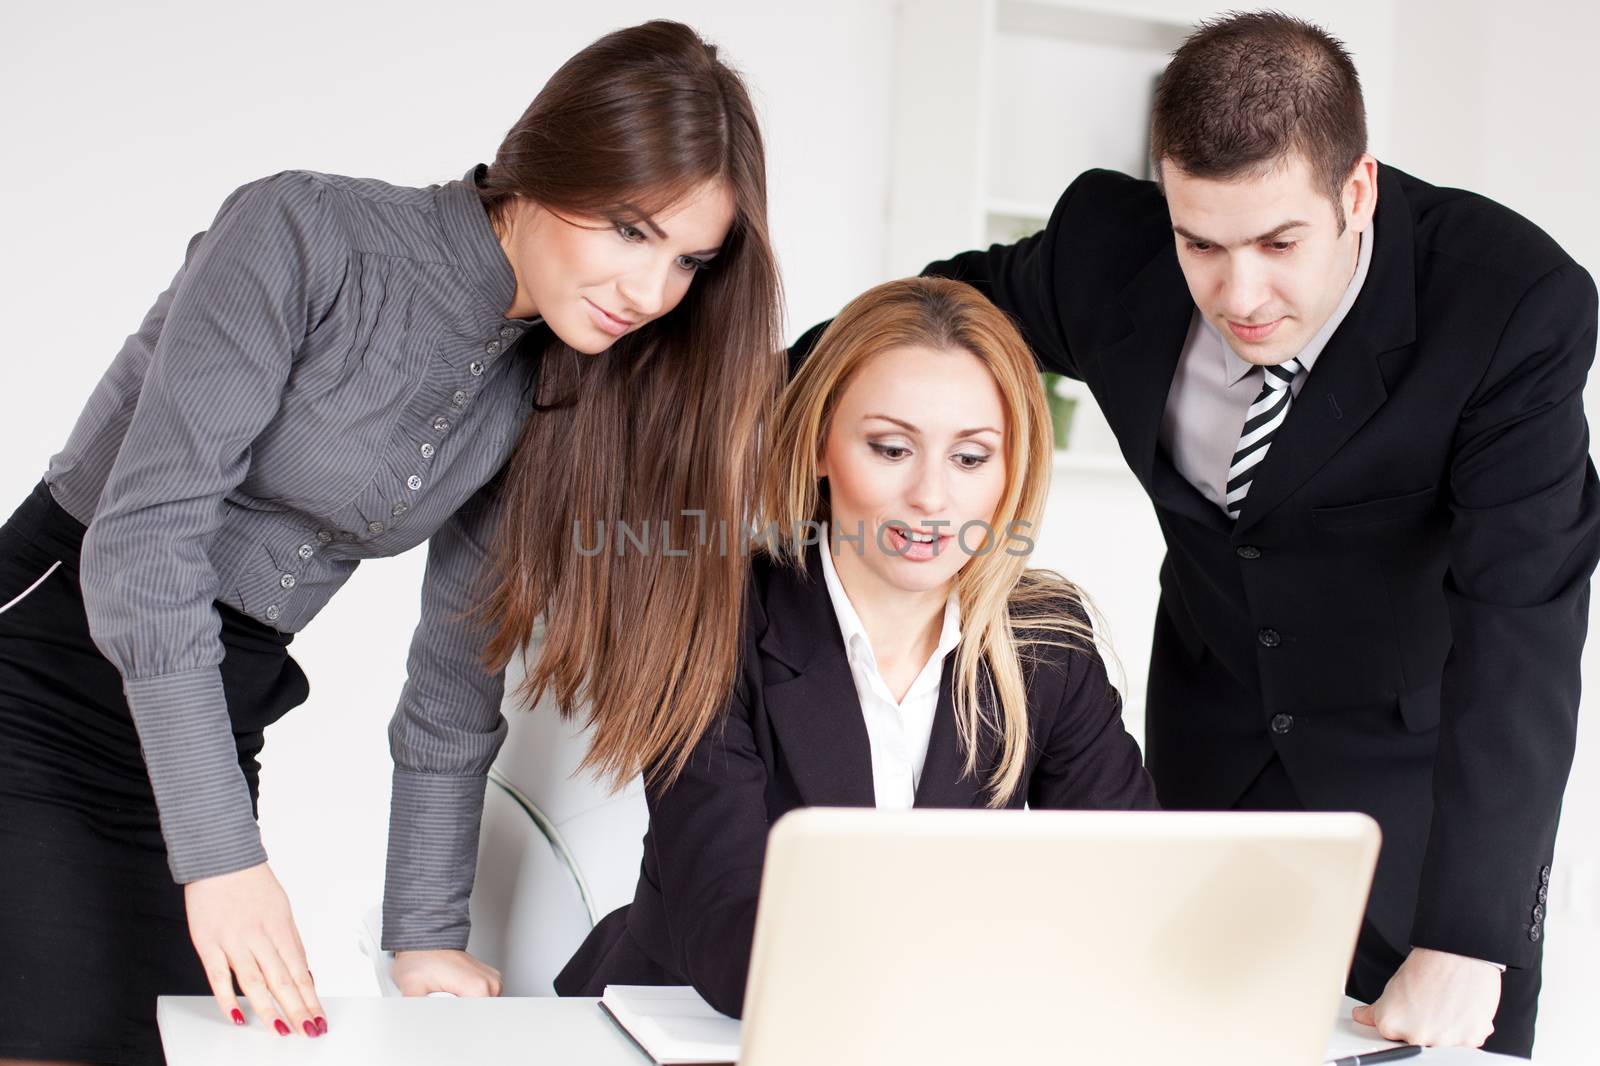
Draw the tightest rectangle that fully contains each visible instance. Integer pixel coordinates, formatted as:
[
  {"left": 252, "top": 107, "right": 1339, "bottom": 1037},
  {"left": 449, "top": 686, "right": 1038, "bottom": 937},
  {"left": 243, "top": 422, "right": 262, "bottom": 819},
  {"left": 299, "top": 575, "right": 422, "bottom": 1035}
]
[
  {"left": 757, "top": 549, "right": 877, "bottom": 808},
  {"left": 756, "top": 549, "right": 997, "bottom": 810},
  {"left": 912, "top": 658, "right": 991, "bottom": 809},
  {"left": 1094, "top": 244, "right": 1237, "bottom": 534},
  {"left": 1233, "top": 167, "right": 1417, "bottom": 534}
]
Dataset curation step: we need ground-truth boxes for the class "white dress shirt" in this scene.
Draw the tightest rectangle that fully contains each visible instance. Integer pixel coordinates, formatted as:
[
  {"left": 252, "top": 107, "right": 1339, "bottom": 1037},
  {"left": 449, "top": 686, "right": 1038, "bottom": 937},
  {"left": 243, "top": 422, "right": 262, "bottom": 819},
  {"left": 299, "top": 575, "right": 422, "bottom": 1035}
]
[
  {"left": 1159, "top": 223, "right": 1374, "bottom": 512},
  {"left": 819, "top": 534, "right": 963, "bottom": 809}
]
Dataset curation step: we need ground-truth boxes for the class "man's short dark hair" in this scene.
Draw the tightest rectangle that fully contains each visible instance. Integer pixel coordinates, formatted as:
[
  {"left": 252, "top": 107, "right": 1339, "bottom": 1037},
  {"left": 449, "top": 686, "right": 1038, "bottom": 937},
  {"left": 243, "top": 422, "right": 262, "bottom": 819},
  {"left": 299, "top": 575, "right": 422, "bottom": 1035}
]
[{"left": 1151, "top": 11, "right": 1367, "bottom": 225}]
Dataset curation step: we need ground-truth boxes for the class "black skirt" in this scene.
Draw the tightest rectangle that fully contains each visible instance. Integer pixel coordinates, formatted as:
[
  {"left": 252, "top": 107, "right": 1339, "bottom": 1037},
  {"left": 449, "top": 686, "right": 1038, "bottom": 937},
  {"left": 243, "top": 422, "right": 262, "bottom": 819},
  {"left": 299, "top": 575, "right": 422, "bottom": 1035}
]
[{"left": 0, "top": 481, "right": 310, "bottom": 1065}]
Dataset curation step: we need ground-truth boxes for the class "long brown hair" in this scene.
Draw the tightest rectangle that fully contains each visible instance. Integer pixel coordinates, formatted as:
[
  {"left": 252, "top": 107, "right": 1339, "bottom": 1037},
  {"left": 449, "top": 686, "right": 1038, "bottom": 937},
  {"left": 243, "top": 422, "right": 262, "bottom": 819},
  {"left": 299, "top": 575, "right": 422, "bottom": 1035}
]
[
  {"left": 479, "top": 21, "right": 784, "bottom": 789},
  {"left": 761, "top": 278, "right": 1095, "bottom": 805}
]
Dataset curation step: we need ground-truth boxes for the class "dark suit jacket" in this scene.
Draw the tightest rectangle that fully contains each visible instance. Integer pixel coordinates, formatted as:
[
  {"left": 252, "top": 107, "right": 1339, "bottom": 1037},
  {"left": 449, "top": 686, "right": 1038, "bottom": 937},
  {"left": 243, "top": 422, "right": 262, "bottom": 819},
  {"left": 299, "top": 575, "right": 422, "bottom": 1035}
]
[
  {"left": 790, "top": 164, "right": 1597, "bottom": 970},
  {"left": 555, "top": 547, "right": 1157, "bottom": 1015}
]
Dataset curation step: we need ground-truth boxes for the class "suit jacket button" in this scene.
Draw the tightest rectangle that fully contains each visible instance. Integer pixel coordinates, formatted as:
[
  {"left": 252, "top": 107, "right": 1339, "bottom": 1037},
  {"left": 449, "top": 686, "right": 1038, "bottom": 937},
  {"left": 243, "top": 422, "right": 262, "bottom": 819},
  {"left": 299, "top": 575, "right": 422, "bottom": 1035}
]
[
  {"left": 1258, "top": 627, "right": 1281, "bottom": 648},
  {"left": 1529, "top": 925, "right": 1542, "bottom": 943},
  {"left": 1270, "top": 713, "right": 1294, "bottom": 735},
  {"left": 1236, "top": 545, "right": 1262, "bottom": 560},
  {"left": 1541, "top": 865, "right": 1552, "bottom": 886},
  {"left": 1538, "top": 884, "right": 1548, "bottom": 904},
  {"left": 1532, "top": 903, "right": 1545, "bottom": 923}
]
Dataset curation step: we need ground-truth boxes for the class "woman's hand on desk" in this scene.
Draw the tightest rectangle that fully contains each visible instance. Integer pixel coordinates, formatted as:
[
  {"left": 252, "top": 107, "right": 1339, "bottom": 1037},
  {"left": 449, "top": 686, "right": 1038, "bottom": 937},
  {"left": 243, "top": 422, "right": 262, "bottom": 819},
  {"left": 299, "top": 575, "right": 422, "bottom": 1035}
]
[
  {"left": 184, "top": 862, "right": 326, "bottom": 1037},
  {"left": 393, "top": 949, "right": 503, "bottom": 997}
]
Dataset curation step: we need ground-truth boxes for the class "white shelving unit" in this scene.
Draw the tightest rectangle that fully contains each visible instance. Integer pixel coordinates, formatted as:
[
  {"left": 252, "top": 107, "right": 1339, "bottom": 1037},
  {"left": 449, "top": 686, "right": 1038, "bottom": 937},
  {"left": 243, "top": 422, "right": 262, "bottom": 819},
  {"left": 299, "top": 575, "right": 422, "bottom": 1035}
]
[
  {"left": 887, "top": 0, "right": 1192, "bottom": 268},
  {"left": 885, "top": 0, "right": 1199, "bottom": 729},
  {"left": 887, "top": 0, "right": 1192, "bottom": 469}
]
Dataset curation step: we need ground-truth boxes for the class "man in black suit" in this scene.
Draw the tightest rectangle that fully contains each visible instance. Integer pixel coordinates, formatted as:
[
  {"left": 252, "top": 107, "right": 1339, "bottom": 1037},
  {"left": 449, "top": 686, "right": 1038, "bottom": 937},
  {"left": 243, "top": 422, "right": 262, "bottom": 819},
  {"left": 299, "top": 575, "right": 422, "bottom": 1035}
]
[{"left": 793, "top": 12, "right": 1597, "bottom": 1058}]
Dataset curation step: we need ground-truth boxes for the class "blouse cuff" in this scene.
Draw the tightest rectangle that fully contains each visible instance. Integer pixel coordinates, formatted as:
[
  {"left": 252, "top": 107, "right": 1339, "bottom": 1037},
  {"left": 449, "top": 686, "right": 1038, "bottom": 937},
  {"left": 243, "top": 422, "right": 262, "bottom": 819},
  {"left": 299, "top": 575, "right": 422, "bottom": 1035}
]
[
  {"left": 380, "top": 768, "right": 489, "bottom": 951},
  {"left": 122, "top": 666, "right": 268, "bottom": 883}
]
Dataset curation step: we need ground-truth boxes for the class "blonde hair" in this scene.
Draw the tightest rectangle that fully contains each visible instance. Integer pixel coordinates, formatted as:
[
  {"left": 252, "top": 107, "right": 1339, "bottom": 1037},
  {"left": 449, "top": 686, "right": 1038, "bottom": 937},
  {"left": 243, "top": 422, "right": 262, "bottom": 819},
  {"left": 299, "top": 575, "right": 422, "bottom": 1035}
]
[{"left": 761, "top": 277, "right": 1096, "bottom": 805}]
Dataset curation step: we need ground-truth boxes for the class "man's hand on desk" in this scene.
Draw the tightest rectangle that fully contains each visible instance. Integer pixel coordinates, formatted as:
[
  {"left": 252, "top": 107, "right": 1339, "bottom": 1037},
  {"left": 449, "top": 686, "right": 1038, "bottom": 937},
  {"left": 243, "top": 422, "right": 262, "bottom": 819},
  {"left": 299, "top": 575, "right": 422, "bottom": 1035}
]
[
  {"left": 393, "top": 949, "right": 503, "bottom": 997},
  {"left": 1351, "top": 947, "right": 1501, "bottom": 1048}
]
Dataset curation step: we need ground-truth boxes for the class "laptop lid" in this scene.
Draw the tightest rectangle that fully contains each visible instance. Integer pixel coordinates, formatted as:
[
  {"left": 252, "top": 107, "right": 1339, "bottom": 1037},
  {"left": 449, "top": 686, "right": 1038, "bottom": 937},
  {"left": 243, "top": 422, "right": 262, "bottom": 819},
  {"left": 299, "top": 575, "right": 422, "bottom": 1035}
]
[{"left": 740, "top": 809, "right": 1379, "bottom": 1066}]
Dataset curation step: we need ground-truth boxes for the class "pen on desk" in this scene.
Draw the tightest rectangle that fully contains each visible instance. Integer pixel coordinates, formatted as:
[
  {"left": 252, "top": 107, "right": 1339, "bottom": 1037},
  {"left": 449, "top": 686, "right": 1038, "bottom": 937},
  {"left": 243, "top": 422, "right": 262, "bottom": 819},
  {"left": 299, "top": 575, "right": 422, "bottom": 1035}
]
[{"left": 1326, "top": 1045, "right": 1422, "bottom": 1066}]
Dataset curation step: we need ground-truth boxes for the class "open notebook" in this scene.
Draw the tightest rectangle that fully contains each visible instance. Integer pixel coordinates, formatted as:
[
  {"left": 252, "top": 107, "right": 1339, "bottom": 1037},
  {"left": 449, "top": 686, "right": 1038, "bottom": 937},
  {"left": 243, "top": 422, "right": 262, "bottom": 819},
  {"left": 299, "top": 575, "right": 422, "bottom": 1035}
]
[
  {"left": 599, "top": 986, "right": 740, "bottom": 1066},
  {"left": 599, "top": 987, "right": 1405, "bottom": 1066}
]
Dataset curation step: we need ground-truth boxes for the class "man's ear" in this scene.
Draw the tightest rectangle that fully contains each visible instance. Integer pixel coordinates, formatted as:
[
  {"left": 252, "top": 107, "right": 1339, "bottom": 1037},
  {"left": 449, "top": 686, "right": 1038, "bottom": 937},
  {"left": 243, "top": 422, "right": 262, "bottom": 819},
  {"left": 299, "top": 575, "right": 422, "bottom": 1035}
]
[{"left": 1344, "top": 152, "right": 1379, "bottom": 233}]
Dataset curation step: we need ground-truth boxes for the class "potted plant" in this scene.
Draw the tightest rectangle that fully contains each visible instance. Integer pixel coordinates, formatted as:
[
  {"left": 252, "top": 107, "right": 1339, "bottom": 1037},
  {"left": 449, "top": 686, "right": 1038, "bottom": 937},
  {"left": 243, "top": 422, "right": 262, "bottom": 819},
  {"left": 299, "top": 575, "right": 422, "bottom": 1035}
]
[{"left": 1042, "top": 372, "right": 1076, "bottom": 451}]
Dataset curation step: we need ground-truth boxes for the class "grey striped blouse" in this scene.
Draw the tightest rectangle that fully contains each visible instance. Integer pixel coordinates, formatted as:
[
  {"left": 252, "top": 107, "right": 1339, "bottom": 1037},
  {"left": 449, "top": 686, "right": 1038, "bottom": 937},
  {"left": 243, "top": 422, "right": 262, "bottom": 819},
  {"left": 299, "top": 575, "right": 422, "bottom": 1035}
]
[{"left": 45, "top": 166, "right": 540, "bottom": 950}]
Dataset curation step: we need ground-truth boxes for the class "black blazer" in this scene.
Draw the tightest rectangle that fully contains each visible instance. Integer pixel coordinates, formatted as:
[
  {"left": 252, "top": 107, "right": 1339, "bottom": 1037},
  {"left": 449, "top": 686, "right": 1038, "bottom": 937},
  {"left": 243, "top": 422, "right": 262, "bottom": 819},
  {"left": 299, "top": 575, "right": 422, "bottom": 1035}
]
[
  {"left": 555, "top": 547, "right": 1157, "bottom": 1015},
  {"left": 792, "top": 164, "right": 1596, "bottom": 970}
]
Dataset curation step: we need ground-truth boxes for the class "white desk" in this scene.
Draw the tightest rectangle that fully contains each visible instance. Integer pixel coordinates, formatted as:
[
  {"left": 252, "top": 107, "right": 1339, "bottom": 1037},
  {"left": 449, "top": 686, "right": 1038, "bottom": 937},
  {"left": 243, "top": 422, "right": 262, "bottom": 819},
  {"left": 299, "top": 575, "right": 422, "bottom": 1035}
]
[
  {"left": 159, "top": 997, "right": 645, "bottom": 1065},
  {"left": 158, "top": 995, "right": 1531, "bottom": 1065}
]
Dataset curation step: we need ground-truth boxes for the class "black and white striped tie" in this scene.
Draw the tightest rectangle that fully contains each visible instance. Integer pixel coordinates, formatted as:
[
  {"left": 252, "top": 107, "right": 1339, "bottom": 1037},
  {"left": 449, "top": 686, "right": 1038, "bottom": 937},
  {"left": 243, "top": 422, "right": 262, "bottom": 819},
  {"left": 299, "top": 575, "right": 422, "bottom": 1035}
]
[{"left": 1225, "top": 358, "right": 1304, "bottom": 519}]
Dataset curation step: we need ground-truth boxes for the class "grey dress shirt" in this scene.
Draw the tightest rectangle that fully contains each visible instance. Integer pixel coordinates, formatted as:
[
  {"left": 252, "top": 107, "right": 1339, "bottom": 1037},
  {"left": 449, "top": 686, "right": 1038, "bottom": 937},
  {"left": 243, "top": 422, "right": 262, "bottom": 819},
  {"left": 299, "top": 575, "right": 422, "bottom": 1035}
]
[
  {"left": 45, "top": 165, "right": 539, "bottom": 949},
  {"left": 1159, "top": 223, "right": 1373, "bottom": 511}
]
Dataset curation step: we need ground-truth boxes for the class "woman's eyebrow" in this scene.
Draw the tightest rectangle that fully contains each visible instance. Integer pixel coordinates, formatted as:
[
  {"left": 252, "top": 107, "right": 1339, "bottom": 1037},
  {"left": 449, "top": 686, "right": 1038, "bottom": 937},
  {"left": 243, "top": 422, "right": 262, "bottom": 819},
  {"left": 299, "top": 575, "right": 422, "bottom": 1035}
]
[
  {"left": 864, "top": 414, "right": 1000, "bottom": 437},
  {"left": 618, "top": 201, "right": 668, "bottom": 239},
  {"left": 618, "top": 200, "right": 722, "bottom": 256},
  {"left": 864, "top": 413, "right": 919, "bottom": 433}
]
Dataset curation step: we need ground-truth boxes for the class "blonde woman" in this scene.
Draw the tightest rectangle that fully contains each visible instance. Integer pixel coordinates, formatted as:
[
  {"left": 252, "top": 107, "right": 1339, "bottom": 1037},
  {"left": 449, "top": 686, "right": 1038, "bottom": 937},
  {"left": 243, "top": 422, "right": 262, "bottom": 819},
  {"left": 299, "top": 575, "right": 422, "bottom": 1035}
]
[{"left": 555, "top": 277, "right": 1157, "bottom": 1016}]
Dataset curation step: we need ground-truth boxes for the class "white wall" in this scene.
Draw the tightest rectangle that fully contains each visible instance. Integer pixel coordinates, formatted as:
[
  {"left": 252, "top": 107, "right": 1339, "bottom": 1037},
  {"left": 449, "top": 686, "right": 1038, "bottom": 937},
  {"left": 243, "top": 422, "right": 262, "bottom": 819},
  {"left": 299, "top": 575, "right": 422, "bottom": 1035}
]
[
  {"left": 1390, "top": 2, "right": 1600, "bottom": 1055},
  {"left": 1, "top": 0, "right": 896, "bottom": 997}
]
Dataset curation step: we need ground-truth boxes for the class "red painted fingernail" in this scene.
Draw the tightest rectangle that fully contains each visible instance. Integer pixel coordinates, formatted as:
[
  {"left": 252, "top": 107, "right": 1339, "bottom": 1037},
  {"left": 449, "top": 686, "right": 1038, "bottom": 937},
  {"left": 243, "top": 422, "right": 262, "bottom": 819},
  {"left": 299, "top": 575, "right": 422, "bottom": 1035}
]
[
  {"left": 315, "top": 1016, "right": 328, "bottom": 1035},
  {"left": 303, "top": 1019, "right": 318, "bottom": 1037},
  {"left": 231, "top": 1008, "right": 245, "bottom": 1026},
  {"left": 275, "top": 1019, "right": 291, "bottom": 1036}
]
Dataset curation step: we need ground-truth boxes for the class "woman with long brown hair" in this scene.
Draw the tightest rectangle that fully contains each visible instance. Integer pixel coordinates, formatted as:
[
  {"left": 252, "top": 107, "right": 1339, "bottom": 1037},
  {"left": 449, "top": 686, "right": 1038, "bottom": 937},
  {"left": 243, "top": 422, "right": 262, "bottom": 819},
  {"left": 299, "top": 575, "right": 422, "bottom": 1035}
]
[
  {"left": 0, "top": 20, "right": 780, "bottom": 1065},
  {"left": 554, "top": 276, "right": 1156, "bottom": 1016}
]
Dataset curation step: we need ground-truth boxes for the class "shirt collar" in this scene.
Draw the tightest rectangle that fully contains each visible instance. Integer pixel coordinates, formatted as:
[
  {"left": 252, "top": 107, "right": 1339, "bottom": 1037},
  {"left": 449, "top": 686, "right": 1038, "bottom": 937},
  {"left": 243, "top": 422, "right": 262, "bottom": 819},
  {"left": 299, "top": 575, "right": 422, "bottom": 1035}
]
[
  {"left": 1218, "top": 219, "right": 1375, "bottom": 387},
  {"left": 432, "top": 164, "right": 538, "bottom": 325},
  {"left": 818, "top": 526, "right": 963, "bottom": 677}
]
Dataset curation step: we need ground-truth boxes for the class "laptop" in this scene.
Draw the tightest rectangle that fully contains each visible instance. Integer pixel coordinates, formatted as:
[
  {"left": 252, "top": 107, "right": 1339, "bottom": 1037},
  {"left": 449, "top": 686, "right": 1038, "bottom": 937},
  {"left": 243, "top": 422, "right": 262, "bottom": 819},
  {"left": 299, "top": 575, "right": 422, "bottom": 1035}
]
[{"left": 736, "top": 808, "right": 1380, "bottom": 1066}]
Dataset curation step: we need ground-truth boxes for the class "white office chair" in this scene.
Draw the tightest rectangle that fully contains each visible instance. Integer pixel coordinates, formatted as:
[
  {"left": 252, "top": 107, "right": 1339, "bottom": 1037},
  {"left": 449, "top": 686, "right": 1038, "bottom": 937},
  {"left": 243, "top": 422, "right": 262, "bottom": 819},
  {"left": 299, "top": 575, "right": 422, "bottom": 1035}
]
[{"left": 359, "top": 646, "right": 649, "bottom": 996}]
